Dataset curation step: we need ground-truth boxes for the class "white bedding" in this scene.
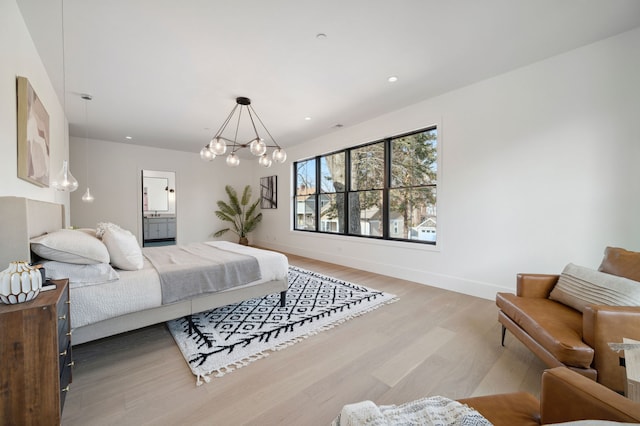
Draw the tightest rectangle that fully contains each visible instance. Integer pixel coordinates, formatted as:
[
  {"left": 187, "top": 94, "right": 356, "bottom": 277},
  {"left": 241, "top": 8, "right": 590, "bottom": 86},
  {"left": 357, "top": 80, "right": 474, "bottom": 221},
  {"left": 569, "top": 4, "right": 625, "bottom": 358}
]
[{"left": 70, "top": 241, "right": 288, "bottom": 329}]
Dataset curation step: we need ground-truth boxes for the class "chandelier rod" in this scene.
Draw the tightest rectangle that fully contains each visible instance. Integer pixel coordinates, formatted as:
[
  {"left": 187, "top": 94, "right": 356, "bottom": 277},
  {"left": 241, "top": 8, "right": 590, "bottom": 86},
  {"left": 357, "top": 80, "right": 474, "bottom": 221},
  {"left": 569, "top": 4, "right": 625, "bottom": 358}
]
[
  {"left": 249, "top": 104, "right": 280, "bottom": 149},
  {"left": 230, "top": 103, "right": 244, "bottom": 153},
  {"left": 213, "top": 102, "right": 239, "bottom": 139}
]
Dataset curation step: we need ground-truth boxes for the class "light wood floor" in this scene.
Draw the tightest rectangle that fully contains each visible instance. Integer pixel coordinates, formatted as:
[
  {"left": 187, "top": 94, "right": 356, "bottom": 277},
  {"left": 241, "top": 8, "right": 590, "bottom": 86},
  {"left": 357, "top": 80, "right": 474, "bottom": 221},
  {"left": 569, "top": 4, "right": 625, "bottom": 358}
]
[{"left": 62, "top": 253, "right": 546, "bottom": 425}]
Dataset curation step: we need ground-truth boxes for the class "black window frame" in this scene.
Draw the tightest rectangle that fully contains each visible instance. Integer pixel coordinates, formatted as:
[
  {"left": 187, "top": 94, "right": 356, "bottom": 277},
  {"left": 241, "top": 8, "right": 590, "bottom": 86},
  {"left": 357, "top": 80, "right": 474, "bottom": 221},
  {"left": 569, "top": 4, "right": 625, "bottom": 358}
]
[{"left": 293, "top": 126, "right": 437, "bottom": 245}]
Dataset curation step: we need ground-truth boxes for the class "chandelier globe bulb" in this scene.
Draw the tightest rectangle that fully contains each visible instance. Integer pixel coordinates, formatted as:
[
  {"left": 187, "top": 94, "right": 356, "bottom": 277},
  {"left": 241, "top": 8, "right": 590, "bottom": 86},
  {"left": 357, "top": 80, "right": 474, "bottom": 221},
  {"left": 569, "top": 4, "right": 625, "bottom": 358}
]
[
  {"left": 211, "top": 137, "right": 226, "bottom": 155},
  {"left": 259, "top": 154, "right": 272, "bottom": 167},
  {"left": 200, "top": 146, "right": 215, "bottom": 161},
  {"left": 226, "top": 152, "right": 240, "bottom": 167},
  {"left": 249, "top": 138, "right": 267, "bottom": 156},
  {"left": 272, "top": 148, "right": 287, "bottom": 163}
]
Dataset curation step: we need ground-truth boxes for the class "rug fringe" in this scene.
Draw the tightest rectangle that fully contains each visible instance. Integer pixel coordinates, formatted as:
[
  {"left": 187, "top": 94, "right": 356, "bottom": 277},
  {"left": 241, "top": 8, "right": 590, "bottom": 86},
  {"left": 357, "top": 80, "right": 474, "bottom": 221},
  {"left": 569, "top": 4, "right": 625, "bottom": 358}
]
[{"left": 196, "top": 351, "right": 270, "bottom": 385}]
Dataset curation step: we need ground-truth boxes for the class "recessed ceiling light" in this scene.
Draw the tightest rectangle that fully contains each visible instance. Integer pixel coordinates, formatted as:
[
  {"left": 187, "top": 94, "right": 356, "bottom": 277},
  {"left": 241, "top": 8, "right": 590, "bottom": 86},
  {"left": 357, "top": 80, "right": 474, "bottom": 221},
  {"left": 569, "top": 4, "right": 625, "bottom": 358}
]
[
  {"left": 125, "top": 136, "right": 132, "bottom": 140},
  {"left": 305, "top": 117, "right": 312, "bottom": 121},
  {"left": 388, "top": 76, "right": 398, "bottom": 83}
]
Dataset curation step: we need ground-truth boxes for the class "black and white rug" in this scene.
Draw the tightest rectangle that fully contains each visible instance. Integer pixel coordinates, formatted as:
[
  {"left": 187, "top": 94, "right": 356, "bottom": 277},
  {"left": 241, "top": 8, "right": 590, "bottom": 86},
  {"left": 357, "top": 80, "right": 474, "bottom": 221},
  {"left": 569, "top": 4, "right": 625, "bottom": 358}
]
[{"left": 167, "top": 266, "right": 397, "bottom": 385}]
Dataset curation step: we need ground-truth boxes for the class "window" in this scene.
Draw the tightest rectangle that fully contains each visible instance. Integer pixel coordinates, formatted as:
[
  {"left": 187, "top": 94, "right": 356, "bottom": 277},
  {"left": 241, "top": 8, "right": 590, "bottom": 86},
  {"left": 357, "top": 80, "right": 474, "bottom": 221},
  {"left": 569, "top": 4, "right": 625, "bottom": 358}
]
[
  {"left": 294, "top": 126, "right": 437, "bottom": 244},
  {"left": 349, "top": 142, "right": 384, "bottom": 236},
  {"left": 320, "top": 152, "right": 345, "bottom": 233},
  {"left": 389, "top": 129, "right": 437, "bottom": 241},
  {"left": 294, "top": 159, "right": 316, "bottom": 230}
]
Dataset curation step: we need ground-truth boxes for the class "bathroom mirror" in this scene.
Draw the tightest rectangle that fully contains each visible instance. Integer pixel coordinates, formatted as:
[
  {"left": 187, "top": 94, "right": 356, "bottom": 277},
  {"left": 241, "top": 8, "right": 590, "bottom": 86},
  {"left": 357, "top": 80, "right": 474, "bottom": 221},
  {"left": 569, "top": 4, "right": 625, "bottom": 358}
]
[
  {"left": 142, "top": 170, "right": 176, "bottom": 215},
  {"left": 142, "top": 170, "right": 176, "bottom": 247},
  {"left": 145, "top": 177, "right": 169, "bottom": 211}
]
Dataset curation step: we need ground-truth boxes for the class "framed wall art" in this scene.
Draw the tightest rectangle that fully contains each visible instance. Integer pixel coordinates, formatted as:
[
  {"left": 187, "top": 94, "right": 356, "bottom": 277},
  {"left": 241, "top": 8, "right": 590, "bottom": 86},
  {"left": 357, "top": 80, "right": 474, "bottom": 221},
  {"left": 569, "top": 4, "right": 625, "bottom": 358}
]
[
  {"left": 17, "top": 76, "right": 50, "bottom": 187},
  {"left": 260, "top": 175, "right": 277, "bottom": 209}
]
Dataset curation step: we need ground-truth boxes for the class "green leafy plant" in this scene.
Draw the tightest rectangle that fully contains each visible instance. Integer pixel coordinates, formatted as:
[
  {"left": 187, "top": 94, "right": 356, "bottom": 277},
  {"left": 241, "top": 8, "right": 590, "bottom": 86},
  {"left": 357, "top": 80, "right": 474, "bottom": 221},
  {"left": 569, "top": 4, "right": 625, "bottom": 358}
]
[{"left": 213, "top": 185, "right": 262, "bottom": 245}]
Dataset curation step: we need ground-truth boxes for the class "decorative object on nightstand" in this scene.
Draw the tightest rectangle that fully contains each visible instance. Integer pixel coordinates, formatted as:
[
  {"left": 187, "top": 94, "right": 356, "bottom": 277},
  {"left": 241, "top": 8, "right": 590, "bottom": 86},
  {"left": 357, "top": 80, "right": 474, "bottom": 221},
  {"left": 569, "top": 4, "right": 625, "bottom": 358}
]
[
  {"left": 0, "top": 279, "right": 72, "bottom": 423},
  {"left": 0, "top": 260, "right": 42, "bottom": 304}
]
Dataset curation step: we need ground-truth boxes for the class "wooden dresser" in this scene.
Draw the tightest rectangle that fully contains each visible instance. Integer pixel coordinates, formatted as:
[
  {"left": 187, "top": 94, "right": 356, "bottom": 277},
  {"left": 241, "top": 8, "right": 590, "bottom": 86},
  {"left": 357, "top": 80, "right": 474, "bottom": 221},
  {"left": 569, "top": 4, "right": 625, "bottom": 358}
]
[{"left": 0, "top": 279, "right": 72, "bottom": 425}]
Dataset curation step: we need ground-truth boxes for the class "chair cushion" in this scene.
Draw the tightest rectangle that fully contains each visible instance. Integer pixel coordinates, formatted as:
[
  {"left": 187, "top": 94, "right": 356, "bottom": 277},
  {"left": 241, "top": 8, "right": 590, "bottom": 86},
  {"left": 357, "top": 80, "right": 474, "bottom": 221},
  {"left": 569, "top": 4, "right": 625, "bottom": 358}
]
[{"left": 497, "top": 293, "right": 594, "bottom": 368}]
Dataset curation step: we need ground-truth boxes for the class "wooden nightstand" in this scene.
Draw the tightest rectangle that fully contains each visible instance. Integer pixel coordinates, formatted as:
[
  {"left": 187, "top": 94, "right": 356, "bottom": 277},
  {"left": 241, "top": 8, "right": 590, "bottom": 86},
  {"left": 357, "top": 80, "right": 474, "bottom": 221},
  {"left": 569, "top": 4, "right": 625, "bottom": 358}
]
[{"left": 0, "top": 279, "right": 72, "bottom": 425}]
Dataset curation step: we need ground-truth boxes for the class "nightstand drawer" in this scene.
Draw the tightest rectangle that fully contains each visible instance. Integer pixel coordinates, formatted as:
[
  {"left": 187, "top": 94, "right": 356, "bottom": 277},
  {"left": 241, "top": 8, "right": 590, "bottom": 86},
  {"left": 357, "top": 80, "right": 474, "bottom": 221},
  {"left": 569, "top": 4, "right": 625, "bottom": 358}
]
[
  {"left": 56, "top": 284, "right": 70, "bottom": 325},
  {"left": 59, "top": 340, "right": 72, "bottom": 374},
  {"left": 59, "top": 347, "right": 73, "bottom": 410}
]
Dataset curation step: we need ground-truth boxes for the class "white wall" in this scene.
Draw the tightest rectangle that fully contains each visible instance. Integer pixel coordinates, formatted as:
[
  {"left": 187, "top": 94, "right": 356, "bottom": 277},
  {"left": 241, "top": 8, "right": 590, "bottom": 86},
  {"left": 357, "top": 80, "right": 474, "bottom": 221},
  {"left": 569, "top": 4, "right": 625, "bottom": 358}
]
[
  {"left": 251, "top": 27, "right": 640, "bottom": 299},
  {"left": 69, "top": 137, "right": 251, "bottom": 245},
  {"left": 0, "top": 0, "right": 71, "bottom": 222}
]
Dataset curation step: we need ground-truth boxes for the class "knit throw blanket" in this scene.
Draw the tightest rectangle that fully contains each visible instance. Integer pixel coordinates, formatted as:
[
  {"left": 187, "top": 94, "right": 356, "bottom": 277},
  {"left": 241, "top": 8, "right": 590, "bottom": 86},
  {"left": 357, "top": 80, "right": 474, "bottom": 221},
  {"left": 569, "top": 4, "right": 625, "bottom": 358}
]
[{"left": 332, "top": 396, "right": 491, "bottom": 426}]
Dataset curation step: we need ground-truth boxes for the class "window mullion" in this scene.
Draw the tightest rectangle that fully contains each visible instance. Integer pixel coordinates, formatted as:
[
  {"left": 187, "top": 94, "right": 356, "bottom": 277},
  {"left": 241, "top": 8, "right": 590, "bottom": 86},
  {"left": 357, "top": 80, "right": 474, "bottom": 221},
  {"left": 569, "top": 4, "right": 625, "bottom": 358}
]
[
  {"left": 382, "top": 138, "right": 391, "bottom": 239},
  {"left": 344, "top": 149, "right": 351, "bottom": 235},
  {"left": 315, "top": 157, "right": 320, "bottom": 232}
]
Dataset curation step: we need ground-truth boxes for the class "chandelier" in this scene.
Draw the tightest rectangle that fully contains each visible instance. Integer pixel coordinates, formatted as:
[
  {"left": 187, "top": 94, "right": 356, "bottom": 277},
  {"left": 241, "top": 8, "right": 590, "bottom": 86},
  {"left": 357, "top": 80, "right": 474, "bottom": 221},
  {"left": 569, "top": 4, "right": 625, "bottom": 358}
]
[{"left": 200, "top": 97, "right": 287, "bottom": 167}]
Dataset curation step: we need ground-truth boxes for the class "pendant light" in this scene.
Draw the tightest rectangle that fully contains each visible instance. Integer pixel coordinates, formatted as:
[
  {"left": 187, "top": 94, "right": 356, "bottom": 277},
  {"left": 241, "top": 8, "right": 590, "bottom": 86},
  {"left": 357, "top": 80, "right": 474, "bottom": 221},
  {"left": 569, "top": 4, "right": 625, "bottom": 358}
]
[
  {"left": 51, "top": 160, "right": 79, "bottom": 192},
  {"left": 51, "top": 0, "right": 78, "bottom": 193},
  {"left": 80, "top": 94, "right": 94, "bottom": 202}
]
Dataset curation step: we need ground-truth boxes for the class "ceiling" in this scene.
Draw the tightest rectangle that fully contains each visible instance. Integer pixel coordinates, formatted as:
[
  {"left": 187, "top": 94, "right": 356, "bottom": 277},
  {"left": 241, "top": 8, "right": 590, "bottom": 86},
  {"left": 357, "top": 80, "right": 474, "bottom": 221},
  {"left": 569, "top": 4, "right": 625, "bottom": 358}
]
[{"left": 17, "top": 0, "right": 640, "bottom": 158}]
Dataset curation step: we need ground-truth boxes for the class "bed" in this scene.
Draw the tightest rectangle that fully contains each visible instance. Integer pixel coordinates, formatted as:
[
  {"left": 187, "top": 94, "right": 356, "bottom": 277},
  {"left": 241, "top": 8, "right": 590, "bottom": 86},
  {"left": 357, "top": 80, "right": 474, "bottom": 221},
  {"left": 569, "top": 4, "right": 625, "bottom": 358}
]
[{"left": 0, "top": 196, "right": 289, "bottom": 345}]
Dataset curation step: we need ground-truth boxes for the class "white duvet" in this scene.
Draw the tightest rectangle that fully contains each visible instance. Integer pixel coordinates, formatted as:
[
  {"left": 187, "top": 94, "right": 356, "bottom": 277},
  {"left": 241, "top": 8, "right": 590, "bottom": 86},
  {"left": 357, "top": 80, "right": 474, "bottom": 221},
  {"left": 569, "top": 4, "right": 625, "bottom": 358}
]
[{"left": 70, "top": 241, "right": 288, "bottom": 329}]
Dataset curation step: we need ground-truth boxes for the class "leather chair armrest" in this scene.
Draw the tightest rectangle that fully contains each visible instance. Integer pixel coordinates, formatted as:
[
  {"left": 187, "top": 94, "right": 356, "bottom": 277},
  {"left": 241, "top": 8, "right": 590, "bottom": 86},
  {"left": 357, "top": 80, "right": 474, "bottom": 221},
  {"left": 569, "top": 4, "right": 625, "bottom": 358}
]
[
  {"left": 540, "top": 367, "right": 640, "bottom": 424},
  {"left": 516, "top": 274, "right": 560, "bottom": 298},
  {"left": 583, "top": 305, "right": 640, "bottom": 393}
]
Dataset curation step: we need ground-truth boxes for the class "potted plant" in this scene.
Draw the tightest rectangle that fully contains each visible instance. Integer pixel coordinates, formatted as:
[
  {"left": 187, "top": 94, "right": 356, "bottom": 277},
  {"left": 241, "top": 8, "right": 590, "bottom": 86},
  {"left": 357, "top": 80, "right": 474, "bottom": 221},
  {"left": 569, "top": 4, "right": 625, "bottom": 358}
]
[{"left": 213, "top": 185, "right": 262, "bottom": 245}]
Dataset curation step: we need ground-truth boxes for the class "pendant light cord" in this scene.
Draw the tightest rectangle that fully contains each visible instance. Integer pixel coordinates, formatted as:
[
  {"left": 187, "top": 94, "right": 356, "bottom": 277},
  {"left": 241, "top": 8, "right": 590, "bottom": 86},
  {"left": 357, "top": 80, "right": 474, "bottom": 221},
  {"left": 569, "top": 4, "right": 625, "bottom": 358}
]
[{"left": 84, "top": 97, "right": 89, "bottom": 187}]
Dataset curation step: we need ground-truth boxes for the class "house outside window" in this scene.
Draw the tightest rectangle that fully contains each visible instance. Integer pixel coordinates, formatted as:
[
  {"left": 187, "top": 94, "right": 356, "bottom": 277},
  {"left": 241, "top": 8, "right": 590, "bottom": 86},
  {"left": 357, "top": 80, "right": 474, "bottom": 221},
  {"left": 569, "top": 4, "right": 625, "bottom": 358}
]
[{"left": 294, "top": 126, "right": 437, "bottom": 244}]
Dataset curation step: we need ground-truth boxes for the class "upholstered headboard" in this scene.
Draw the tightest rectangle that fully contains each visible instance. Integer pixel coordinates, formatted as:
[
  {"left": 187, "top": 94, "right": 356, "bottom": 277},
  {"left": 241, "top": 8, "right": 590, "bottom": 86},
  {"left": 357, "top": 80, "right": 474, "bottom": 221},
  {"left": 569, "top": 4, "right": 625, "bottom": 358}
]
[{"left": 0, "top": 197, "right": 64, "bottom": 266}]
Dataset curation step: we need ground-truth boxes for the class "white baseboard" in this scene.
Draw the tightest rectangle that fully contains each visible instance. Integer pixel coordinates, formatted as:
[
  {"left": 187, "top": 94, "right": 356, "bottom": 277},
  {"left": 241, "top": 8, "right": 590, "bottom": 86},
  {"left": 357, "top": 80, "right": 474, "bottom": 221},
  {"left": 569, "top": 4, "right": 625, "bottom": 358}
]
[{"left": 255, "top": 239, "right": 511, "bottom": 301}]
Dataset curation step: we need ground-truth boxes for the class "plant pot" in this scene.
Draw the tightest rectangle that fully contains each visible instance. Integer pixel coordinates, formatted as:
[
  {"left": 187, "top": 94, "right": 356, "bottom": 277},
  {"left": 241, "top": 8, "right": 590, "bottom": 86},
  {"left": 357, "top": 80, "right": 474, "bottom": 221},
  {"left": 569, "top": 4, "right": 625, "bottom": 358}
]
[
  {"left": 239, "top": 237, "right": 249, "bottom": 246},
  {"left": 0, "top": 261, "right": 43, "bottom": 304}
]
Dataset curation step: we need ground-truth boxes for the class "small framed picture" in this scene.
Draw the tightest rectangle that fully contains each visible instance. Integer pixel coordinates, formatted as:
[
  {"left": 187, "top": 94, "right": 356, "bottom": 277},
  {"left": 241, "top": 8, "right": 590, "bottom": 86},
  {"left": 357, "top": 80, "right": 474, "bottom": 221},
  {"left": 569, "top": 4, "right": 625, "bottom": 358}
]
[{"left": 260, "top": 175, "right": 277, "bottom": 209}]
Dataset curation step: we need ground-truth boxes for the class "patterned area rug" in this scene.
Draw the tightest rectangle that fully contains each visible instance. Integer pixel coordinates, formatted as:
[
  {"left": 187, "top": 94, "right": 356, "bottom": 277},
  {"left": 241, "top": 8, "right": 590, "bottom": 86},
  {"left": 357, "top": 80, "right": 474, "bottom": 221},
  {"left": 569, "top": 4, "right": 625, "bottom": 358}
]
[{"left": 167, "top": 266, "right": 397, "bottom": 385}]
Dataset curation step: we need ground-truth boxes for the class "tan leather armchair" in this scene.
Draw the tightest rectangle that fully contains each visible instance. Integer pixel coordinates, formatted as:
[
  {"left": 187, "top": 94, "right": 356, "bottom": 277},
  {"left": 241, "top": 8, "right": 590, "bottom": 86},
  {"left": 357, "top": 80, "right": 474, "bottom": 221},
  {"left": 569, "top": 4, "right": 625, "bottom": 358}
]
[
  {"left": 497, "top": 271, "right": 640, "bottom": 393},
  {"left": 459, "top": 367, "right": 640, "bottom": 425}
]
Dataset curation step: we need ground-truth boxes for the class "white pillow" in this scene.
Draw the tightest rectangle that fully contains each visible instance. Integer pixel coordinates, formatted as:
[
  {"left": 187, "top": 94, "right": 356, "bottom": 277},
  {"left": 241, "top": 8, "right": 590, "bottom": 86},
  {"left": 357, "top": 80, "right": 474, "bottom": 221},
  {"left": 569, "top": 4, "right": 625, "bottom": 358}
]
[
  {"left": 97, "top": 222, "right": 143, "bottom": 271},
  {"left": 41, "top": 260, "right": 119, "bottom": 286},
  {"left": 549, "top": 263, "right": 640, "bottom": 313},
  {"left": 31, "top": 229, "right": 110, "bottom": 264}
]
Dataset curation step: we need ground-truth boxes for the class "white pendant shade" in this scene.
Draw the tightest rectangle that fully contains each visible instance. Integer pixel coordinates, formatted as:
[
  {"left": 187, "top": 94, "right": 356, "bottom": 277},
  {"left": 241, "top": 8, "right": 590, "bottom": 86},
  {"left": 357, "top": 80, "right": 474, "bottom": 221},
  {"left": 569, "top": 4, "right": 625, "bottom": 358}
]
[
  {"left": 81, "top": 187, "right": 94, "bottom": 202},
  {"left": 51, "top": 160, "right": 79, "bottom": 192}
]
